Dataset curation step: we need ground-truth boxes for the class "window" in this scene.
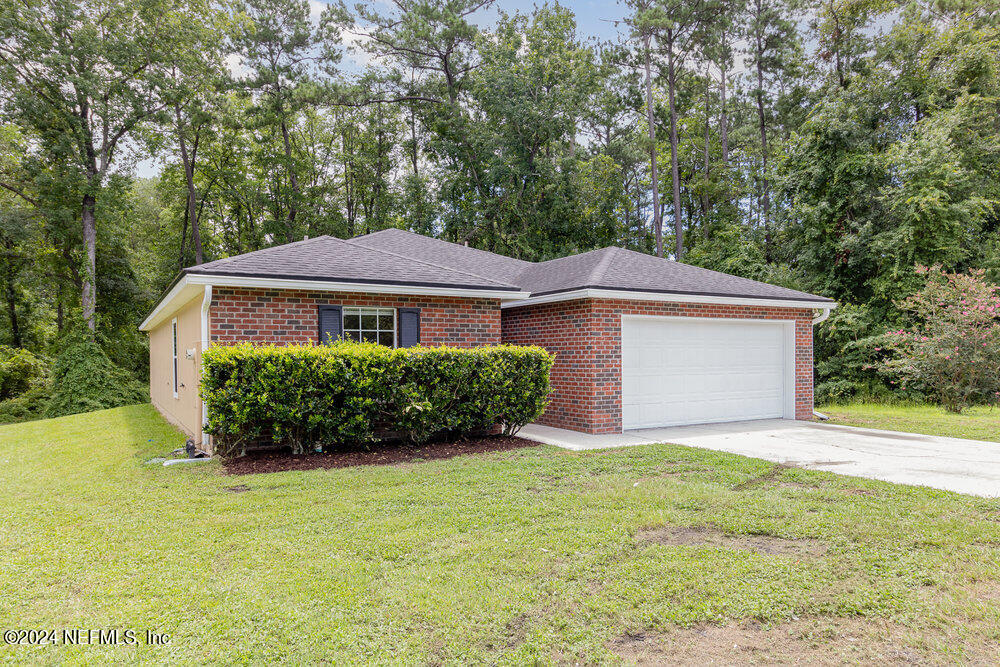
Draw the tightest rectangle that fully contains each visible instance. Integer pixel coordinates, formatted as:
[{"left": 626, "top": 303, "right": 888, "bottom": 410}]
[
  {"left": 171, "top": 318, "right": 178, "bottom": 398},
  {"left": 342, "top": 307, "right": 396, "bottom": 347}
]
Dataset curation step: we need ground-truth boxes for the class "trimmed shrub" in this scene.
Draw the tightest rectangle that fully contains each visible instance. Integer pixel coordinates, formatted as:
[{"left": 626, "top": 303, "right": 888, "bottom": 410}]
[
  {"left": 44, "top": 331, "right": 148, "bottom": 419},
  {"left": 202, "top": 341, "right": 554, "bottom": 456},
  {"left": 0, "top": 345, "right": 47, "bottom": 401}
]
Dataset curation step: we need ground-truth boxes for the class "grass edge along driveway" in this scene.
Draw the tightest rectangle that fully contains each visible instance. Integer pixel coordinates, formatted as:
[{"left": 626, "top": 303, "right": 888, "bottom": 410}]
[{"left": 2, "top": 404, "right": 999, "bottom": 663}]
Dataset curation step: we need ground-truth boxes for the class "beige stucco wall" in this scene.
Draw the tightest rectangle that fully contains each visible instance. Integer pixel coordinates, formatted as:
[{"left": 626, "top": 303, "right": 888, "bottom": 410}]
[{"left": 149, "top": 293, "right": 205, "bottom": 445}]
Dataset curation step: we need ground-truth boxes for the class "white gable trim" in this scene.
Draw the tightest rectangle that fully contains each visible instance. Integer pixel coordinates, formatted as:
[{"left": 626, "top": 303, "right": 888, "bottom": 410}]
[{"left": 499, "top": 288, "right": 837, "bottom": 311}]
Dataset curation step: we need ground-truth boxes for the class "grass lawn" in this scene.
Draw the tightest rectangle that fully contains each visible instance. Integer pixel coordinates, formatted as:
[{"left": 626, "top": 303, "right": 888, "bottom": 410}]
[
  {"left": 820, "top": 402, "right": 1000, "bottom": 442},
  {"left": 3, "top": 405, "right": 1000, "bottom": 663}
]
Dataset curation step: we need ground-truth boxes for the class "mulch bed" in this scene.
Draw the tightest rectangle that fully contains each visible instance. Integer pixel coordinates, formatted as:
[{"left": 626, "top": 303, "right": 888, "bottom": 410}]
[{"left": 221, "top": 435, "right": 539, "bottom": 475}]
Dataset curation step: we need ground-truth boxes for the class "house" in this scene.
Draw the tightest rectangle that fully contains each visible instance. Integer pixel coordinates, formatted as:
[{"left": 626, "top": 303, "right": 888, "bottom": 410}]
[{"left": 139, "top": 229, "right": 836, "bottom": 450}]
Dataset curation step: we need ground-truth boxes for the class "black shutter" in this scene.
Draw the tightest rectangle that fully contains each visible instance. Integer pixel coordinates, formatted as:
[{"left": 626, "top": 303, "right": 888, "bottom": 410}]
[
  {"left": 317, "top": 305, "right": 343, "bottom": 344},
  {"left": 398, "top": 308, "right": 421, "bottom": 348}
]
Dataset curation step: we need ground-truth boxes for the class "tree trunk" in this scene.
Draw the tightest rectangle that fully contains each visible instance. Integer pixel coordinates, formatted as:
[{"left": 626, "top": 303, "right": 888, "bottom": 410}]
[
  {"left": 701, "top": 72, "right": 711, "bottom": 236},
  {"left": 720, "top": 56, "right": 729, "bottom": 164},
  {"left": 81, "top": 191, "right": 97, "bottom": 334},
  {"left": 754, "top": 28, "right": 772, "bottom": 261},
  {"left": 178, "top": 205, "right": 189, "bottom": 271},
  {"left": 280, "top": 118, "right": 299, "bottom": 243},
  {"left": 409, "top": 105, "right": 419, "bottom": 177},
  {"left": 3, "top": 267, "right": 21, "bottom": 348},
  {"left": 755, "top": 20, "right": 772, "bottom": 263},
  {"left": 666, "top": 31, "right": 684, "bottom": 260},
  {"left": 175, "top": 105, "right": 203, "bottom": 265},
  {"left": 642, "top": 34, "right": 664, "bottom": 258},
  {"left": 56, "top": 287, "right": 63, "bottom": 333}
]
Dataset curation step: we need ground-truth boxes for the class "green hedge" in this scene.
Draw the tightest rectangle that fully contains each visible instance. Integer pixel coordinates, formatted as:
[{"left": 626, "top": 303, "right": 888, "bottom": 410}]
[{"left": 201, "top": 342, "right": 554, "bottom": 456}]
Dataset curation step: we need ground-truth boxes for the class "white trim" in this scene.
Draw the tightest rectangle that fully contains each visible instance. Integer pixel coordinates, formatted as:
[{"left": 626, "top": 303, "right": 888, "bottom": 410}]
[
  {"left": 501, "top": 288, "right": 837, "bottom": 311},
  {"left": 187, "top": 273, "right": 528, "bottom": 299},
  {"left": 812, "top": 306, "right": 832, "bottom": 325},
  {"left": 618, "top": 314, "right": 797, "bottom": 432},
  {"left": 342, "top": 306, "right": 397, "bottom": 347},
  {"left": 140, "top": 273, "right": 530, "bottom": 331},
  {"left": 200, "top": 284, "right": 212, "bottom": 448}
]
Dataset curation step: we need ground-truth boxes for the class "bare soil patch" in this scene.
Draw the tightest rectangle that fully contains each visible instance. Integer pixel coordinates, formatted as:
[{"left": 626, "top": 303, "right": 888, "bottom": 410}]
[
  {"left": 610, "top": 617, "right": 992, "bottom": 665},
  {"left": 638, "top": 525, "right": 827, "bottom": 558},
  {"left": 733, "top": 464, "right": 790, "bottom": 491},
  {"left": 221, "top": 435, "right": 538, "bottom": 475}
]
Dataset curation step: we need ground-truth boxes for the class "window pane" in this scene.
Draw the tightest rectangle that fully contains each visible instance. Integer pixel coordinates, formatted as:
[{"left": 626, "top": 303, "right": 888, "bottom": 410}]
[
  {"left": 361, "top": 331, "right": 378, "bottom": 343},
  {"left": 345, "top": 330, "right": 361, "bottom": 342},
  {"left": 378, "top": 313, "right": 393, "bottom": 329},
  {"left": 361, "top": 314, "right": 377, "bottom": 329},
  {"left": 378, "top": 331, "right": 394, "bottom": 347},
  {"left": 344, "top": 313, "right": 360, "bottom": 330}
]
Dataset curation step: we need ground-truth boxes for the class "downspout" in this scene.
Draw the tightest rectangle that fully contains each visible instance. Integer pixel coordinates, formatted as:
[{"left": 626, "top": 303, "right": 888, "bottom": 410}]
[
  {"left": 200, "top": 284, "right": 212, "bottom": 448},
  {"left": 811, "top": 306, "right": 832, "bottom": 420}
]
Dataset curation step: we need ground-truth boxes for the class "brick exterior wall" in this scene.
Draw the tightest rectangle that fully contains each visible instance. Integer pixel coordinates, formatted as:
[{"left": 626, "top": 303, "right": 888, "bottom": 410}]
[
  {"left": 210, "top": 287, "right": 501, "bottom": 346},
  {"left": 501, "top": 298, "right": 815, "bottom": 434}
]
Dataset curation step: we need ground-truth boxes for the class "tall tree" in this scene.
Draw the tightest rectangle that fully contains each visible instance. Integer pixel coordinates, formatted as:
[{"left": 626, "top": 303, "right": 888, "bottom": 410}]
[
  {"left": 744, "top": 0, "right": 798, "bottom": 259},
  {"left": 233, "top": 0, "right": 319, "bottom": 243},
  {"left": 0, "top": 0, "right": 178, "bottom": 333}
]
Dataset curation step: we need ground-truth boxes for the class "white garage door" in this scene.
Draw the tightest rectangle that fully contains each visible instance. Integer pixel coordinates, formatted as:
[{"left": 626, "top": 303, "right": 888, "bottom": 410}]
[{"left": 622, "top": 317, "right": 789, "bottom": 429}]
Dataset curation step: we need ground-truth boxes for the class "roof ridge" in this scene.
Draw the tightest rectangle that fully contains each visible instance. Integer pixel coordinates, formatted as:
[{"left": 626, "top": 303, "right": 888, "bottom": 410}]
[
  {"left": 341, "top": 236, "right": 518, "bottom": 288},
  {"left": 356, "top": 228, "right": 533, "bottom": 265},
  {"left": 588, "top": 247, "right": 619, "bottom": 284}
]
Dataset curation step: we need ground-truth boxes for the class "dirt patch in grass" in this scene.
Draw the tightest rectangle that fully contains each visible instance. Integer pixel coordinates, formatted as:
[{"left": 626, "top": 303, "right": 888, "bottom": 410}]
[
  {"left": 732, "top": 463, "right": 790, "bottom": 491},
  {"left": 221, "top": 435, "right": 539, "bottom": 475},
  {"left": 224, "top": 484, "right": 250, "bottom": 493},
  {"left": 638, "top": 525, "right": 828, "bottom": 557},
  {"left": 609, "top": 617, "right": 992, "bottom": 665}
]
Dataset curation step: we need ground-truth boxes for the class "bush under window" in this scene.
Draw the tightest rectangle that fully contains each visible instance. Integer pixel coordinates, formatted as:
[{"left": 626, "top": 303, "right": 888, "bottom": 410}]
[{"left": 201, "top": 341, "right": 554, "bottom": 456}]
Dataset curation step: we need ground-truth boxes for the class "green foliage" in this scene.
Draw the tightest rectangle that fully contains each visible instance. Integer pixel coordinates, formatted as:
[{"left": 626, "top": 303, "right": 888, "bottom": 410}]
[
  {"left": 202, "top": 342, "right": 554, "bottom": 456},
  {"left": 0, "top": 344, "right": 46, "bottom": 400},
  {"left": 878, "top": 266, "right": 1000, "bottom": 413},
  {"left": 0, "top": 383, "right": 52, "bottom": 425},
  {"left": 44, "top": 331, "right": 147, "bottom": 419},
  {"left": 813, "top": 303, "right": 897, "bottom": 404}
]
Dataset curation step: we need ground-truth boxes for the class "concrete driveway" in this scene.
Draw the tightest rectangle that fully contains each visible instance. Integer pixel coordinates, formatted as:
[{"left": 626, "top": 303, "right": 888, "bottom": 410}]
[{"left": 518, "top": 419, "right": 1000, "bottom": 497}]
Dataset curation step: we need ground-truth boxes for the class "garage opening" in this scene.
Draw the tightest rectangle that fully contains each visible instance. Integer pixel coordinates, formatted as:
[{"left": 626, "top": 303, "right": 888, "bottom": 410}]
[{"left": 621, "top": 316, "right": 794, "bottom": 430}]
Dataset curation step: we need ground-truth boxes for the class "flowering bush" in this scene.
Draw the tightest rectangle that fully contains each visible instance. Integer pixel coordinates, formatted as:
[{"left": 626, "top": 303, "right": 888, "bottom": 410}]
[{"left": 878, "top": 266, "right": 1000, "bottom": 412}]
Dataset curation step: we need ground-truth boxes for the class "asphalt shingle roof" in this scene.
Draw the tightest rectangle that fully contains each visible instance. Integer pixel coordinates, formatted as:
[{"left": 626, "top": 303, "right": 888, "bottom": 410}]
[
  {"left": 185, "top": 235, "right": 522, "bottom": 291},
  {"left": 185, "top": 228, "right": 833, "bottom": 303}
]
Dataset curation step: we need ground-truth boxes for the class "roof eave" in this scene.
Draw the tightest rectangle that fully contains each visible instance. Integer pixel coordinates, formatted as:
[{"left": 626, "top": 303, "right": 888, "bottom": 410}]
[
  {"left": 499, "top": 287, "right": 837, "bottom": 310},
  {"left": 139, "top": 273, "right": 531, "bottom": 332}
]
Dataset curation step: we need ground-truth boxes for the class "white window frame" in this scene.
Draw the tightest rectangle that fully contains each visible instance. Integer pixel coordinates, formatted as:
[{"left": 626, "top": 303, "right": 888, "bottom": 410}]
[
  {"left": 171, "top": 317, "right": 179, "bottom": 399},
  {"left": 342, "top": 307, "right": 397, "bottom": 347}
]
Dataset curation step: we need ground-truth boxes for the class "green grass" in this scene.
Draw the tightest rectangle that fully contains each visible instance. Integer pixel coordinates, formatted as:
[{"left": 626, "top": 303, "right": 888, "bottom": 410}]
[
  {"left": 820, "top": 402, "right": 1000, "bottom": 442},
  {"left": 2, "top": 405, "right": 1000, "bottom": 663}
]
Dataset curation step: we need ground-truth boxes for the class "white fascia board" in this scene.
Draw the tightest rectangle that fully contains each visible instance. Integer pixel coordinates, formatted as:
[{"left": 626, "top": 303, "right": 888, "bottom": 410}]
[
  {"left": 183, "top": 273, "right": 530, "bottom": 300},
  {"left": 139, "top": 276, "right": 203, "bottom": 332},
  {"left": 500, "top": 288, "right": 838, "bottom": 311},
  {"left": 140, "top": 274, "right": 530, "bottom": 332}
]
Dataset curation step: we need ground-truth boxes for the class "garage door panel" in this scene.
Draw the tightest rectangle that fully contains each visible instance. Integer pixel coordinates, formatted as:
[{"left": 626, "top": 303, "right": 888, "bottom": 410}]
[{"left": 622, "top": 318, "right": 788, "bottom": 429}]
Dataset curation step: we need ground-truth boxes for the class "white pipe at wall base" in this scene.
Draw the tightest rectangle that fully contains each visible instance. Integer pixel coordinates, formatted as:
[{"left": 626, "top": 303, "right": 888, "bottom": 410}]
[
  {"left": 811, "top": 307, "right": 833, "bottom": 421},
  {"left": 200, "top": 284, "right": 212, "bottom": 449}
]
